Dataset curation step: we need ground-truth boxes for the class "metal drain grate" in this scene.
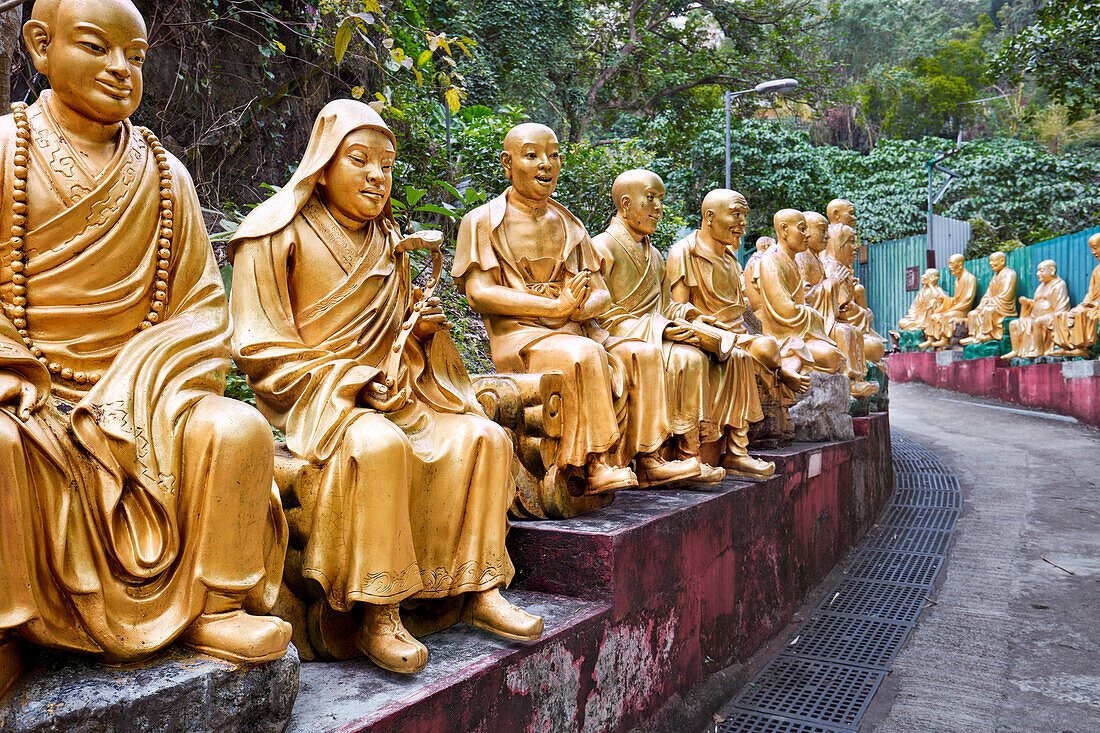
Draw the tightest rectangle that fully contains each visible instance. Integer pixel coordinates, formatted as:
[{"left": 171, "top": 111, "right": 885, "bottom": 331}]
[
  {"left": 891, "top": 488, "right": 962, "bottom": 509},
  {"left": 845, "top": 550, "right": 943, "bottom": 587},
  {"left": 879, "top": 505, "right": 959, "bottom": 531},
  {"left": 818, "top": 579, "right": 930, "bottom": 623},
  {"left": 783, "top": 614, "right": 911, "bottom": 669},
  {"left": 733, "top": 657, "right": 885, "bottom": 728},
  {"left": 866, "top": 526, "right": 954, "bottom": 556},
  {"left": 895, "top": 472, "right": 958, "bottom": 490},
  {"left": 718, "top": 709, "right": 855, "bottom": 733}
]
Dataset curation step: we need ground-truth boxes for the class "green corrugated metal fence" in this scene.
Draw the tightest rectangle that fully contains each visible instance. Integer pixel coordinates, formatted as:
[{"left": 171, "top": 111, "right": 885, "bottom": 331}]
[{"left": 864, "top": 234, "right": 928, "bottom": 335}]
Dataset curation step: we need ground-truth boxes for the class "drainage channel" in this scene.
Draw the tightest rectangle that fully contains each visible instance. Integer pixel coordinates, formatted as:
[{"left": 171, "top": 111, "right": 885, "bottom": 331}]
[{"left": 717, "top": 432, "right": 959, "bottom": 733}]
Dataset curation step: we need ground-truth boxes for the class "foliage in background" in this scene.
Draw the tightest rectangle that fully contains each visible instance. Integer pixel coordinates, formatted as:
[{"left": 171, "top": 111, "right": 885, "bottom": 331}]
[{"left": 989, "top": 0, "right": 1100, "bottom": 123}]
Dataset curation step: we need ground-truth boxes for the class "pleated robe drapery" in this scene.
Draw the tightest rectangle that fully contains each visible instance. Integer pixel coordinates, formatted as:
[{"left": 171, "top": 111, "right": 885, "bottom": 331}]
[
  {"left": 1009, "top": 276, "right": 1071, "bottom": 357},
  {"left": 230, "top": 201, "right": 515, "bottom": 611},
  {"left": 1053, "top": 264, "right": 1100, "bottom": 352},
  {"left": 797, "top": 249, "right": 864, "bottom": 374},
  {"left": 898, "top": 283, "right": 947, "bottom": 332},
  {"left": 967, "top": 267, "right": 1018, "bottom": 341},
  {"left": 929, "top": 270, "right": 978, "bottom": 341},
  {"left": 0, "top": 96, "right": 286, "bottom": 660},
  {"left": 753, "top": 245, "right": 837, "bottom": 365},
  {"left": 453, "top": 189, "right": 670, "bottom": 467}
]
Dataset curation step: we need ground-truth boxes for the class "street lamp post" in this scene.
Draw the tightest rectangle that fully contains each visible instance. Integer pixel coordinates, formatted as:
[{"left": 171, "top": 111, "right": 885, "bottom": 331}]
[{"left": 724, "top": 78, "right": 800, "bottom": 189}]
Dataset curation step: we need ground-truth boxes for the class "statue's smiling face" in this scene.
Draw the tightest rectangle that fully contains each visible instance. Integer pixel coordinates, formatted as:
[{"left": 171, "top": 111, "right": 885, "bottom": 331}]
[
  {"left": 37, "top": 0, "right": 148, "bottom": 124},
  {"left": 502, "top": 127, "right": 560, "bottom": 202},
  {"left": 318, "top": 128, "right": 394, "bottom": 226}
]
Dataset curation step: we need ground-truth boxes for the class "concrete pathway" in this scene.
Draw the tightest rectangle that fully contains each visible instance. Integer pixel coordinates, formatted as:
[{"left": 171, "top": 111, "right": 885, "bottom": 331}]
[{"left": 865, "top": 382, "right": 1100, "bottom": 733}]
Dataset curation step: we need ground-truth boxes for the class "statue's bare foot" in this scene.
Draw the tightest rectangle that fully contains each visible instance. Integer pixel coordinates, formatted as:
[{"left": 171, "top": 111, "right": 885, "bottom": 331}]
[
  {"left": 1000, "top": 350, "right": 1017, "bottom": 359},
  {"left": 779, "top": 366, "right": 811, "bottom": 394},
  {"left": 356, "top": 604, "right": 427, "bottom": 674},
  {"left": 461, "top": 588, "right": 543, "bottom": 641},
  {"left": 179, "top": 610, "right": 291, "bottom": 665}
]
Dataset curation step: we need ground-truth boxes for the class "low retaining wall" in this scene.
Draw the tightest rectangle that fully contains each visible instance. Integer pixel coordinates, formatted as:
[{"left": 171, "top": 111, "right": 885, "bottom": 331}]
[
  {"left": 287, "top": 413, "right": 892, "bottom": 733},
  {"left": 888, "top": 351, "right": 1100, "bottom": 427}
]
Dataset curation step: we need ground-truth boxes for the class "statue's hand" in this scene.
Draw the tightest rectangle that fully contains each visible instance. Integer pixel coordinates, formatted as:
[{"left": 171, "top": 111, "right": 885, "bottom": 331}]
[
  {"left": 360, "top": 378, "right": 410, "bottom": 413},
  {"left": 664, "top": 322, "right": 701, "bottom": 346},
  {"left": 552, "top": 271, "right": 590, "bottom": 318},
  {"left": 0, "top": 371, "right": 38, "bottom": 422},
  {"left": 412, "top": 295, "right": 450, "bottom": 340}
]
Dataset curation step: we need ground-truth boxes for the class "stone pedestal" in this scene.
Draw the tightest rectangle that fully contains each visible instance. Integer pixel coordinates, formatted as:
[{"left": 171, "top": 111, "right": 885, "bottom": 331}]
[
  {"left": 936, "top": 349, "right": 965, "bottom": 367},
  {"left": 0, "top": 645, "right": 299, "bottom": 732},
  {"left": 1062, "top": 359, "right": 1100, "bottom": 379},
  {"left": 788, "top": 372, "right": 853, "bottom": 442}
]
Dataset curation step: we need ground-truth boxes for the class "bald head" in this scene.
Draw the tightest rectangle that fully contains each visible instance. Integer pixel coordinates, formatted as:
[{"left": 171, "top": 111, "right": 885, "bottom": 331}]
[
  {"left": 699, "top": 188, "right": 749, "bottom": 248},
  {"left": 500, "top": 122, "right": 560, "bottom": 200},
  {"left": 612, "top": 169, "right": 663, "bottom": 213},
  {"left": 1037, "top": 259, "right": 1057, "bottom": 283},
  {"left": 701, "top": 188, "right": 747, "bottom": 220},
  {"left": 612, "top": 168, "right": 665, "bottom": 238},
  {"left": 804, "top": 211, "right": 828, "bottom": 254},
  {"left": 990, "top": 251, "right": 1007, "bottom": 271},
  {"left": 923, "top": 268, "right": 940, "bottom": 282},
  {"left": 32, "top": 0, "right": 145, "bottom": 32},
  {"left": 948, "top": 253, "right": 965, "bottom": 276},
  {"left": 774, "top": 209, "right": 807, "bottom": 253},
  {"left": 827, "top": 199, "right": 855, "bottom": 226}
]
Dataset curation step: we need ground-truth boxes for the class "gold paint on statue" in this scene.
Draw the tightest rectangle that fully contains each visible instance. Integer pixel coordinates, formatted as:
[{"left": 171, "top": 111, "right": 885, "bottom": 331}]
[
  {"left": 824, "top": 201, "right": 886, "bottom": 365},
  {"left": 229, "top": 100, "right": 542, "bottom": 674},
  {"left": 666, "top": 189, "right": 811, "bottom": 474},
  {"left": 959, "top": 251, "right": 1017, "bottom": 345},
  {"left": 0, "top": 0, "right": 291, "bottom": 688},
  {"left": 742, "top": 236, "right": 774, "bottom": 312},
  {"left": 755, "top": 209, "right": 845, "bottom": 374},
  {"left": 1003, "top": 259, "right": 1071, "bottom": 358},
  {"left": 1052, "top": 233, "right": 1100, "bottom": 357},
  {"left": 454, "top": 124, "right": 685, "bottom": 495},
  {"left": 923, "top": 254, "right": 978, "bottom": 348},
  {"left": 893, "top": 269, "right": 946, "bottom": 336}
]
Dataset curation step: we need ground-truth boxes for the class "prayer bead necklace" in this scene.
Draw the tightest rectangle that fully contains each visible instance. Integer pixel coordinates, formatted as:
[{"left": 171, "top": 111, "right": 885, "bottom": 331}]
[{"left": 4, "top": 102, "right": 175, "bottom": 386}]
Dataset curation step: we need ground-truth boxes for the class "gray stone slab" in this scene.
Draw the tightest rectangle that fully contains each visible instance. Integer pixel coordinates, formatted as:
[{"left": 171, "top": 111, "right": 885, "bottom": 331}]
[
  {"left": 0, "top": 643, "right": 299, "bottom": 733},
  {"left": 286, "top": 590, "right": 608, "bottom": 733},
  {"left": 1061, "top": 359, "right": 1100, "bottom": 379},
  {"left": 935, "top": 349, "right": 965, "bottom": 367},
  {"left": 789, "top": 372, "right": 854, "bottom": 442}
]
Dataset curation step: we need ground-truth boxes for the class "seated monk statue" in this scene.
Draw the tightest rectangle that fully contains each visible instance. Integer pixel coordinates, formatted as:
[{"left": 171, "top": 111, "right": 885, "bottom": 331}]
[
  {"left": 959, "top": 251, "right": 1017, "bottom": 345},
  {"left": 824, "top": 223, "right": 886, "bottom": 366},
  {"left": 795, "top": 213, "right": 873, "bottom": 396},
  {"left": 229, "top": 100, "right": 543, "bottom": 674},
  {"left": 893, "top": 268, "right": 946, "bottom": 337},
  {"left": 665, "top": 189, "right": 810, "bottom": 410},
  {"left": 1003, "top": 259, "right": 1071, "bottom": 359},
  {"left": 755, "top": 209, "right": 845, "bottom": 374},
  {"left": 1052, "top": 233, "right": 1100, "bottom": 357},
  {"left": 591, "top": 170, "right": 771, "bottom": 480},
  {"left": 923, "top": 254, "right": 978, "bottom": 348},
  {"left": 0, "top": 0, "right": 292, "bottom": 693},
  {"left": 742, "top": 236, "right": 775, "bottom": 312},
  {"left": 825, "top": 199, "right": 887, "bottom": 362},
  {"left": 454, "top": 123, "right": 695, "bottom": 494}
]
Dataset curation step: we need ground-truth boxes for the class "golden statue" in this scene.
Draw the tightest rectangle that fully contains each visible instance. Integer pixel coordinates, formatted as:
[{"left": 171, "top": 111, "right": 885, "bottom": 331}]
[
  {"left": 754, "top": 209, "right": 845, "bottom": 374},
  {"left": 825, "top": 200, "right": 886, "bottom": 362},
  {"left": 1002, "top": 259, "right": 1071, "bottom": 359},
  {"left": 923, "top": 254, "right": 978, "bottom": 348},
  {"left": 0, "top": 0, "right": 291, "bottom": 695},
  {"left": 1052, "top": 233, "right": 1100, "bottom": 357},
  {"left": 593, "top": 171, "right": 776, "bottom": 479},
  {"left": 665, "top": 190, "right": 810, "bottom": 416},
  {"left": 959, "top": 252, "right": 1017, "bottom": 345},
  {"left": 454, "top": 124, "right": 696, "bottom": 495},
  {"left": 229, "top": 100, "right": 543, "bottom": 675},
  {"left": 893, "top": 268, "right": 946, "bottom": 335},
  {"left": 742, "top": 236, "right": 774, "bottom": 312}
]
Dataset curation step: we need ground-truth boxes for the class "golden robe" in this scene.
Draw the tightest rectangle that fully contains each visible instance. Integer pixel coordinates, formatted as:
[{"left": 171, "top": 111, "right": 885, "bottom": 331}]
[
  {"left": 454, "top": 190, "right": 669, "bottom": 467},
  {"left": 593, "top": 218, "right": 756, "bottom": 441},
  {"left": 663, "top": 231, "right": 768, "bottom": 422},
  {"left": 1053, "top": 264, "right": 1100, "bottom": 353},
  {"left": 822, "top": 252, "right": 885, "bottom": 366},
  {"left": 898, "top": 282, "right": 947, "bottom": 332},
  {"left": 967, "top": 267, "right": 1017, "bottom": 342},
  {"left": 929, "top": 270, "right": 978, "bottom": 342},
  {"left": 1008, "top": 276, "right": 1071, "bottom": 357},
  {"left": 797, "top": 249, "right": 862, "bottom": 373},
  {"left": 0, "top": 95, "right": 285, "bottom": 660},
  {"left": 230, "top": 103, "right": 514, "bottom": 610},
  {"left": 755, "top": 245, "right": 837, "bottom": 357},
  {"left": 742, "top": 250, "right": 766, "bottom": 313}
]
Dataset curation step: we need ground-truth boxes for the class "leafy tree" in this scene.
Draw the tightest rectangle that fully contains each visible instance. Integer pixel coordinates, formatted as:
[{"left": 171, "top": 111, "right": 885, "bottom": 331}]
[{"left": 989, "top": 0, "right": 1100, "bottom": 122}]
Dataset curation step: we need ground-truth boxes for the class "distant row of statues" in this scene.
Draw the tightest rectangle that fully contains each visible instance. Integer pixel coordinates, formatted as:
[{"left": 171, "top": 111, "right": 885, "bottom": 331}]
[
  {"left": 894, "top": 232, "right": 1100, "bottom": 358},
  {"left": 0, "top": 0, "right": 888, "bottom": 695}
]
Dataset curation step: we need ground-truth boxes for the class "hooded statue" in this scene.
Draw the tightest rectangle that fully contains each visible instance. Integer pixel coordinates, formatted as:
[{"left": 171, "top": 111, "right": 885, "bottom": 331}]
[{"left": 228, "top": 99, "right": 543, "bottom": 674}]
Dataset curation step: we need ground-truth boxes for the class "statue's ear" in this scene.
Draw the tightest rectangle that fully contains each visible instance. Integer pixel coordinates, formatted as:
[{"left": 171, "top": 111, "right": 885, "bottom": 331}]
[
  {"left": 618, "top": 193, "right": 631, "bottom": 213},
  {"left": 500, "top": 150, "right": 512, "bottom": 181},
  {"left": 23, "top": 21, "right": 50, "bottom": 75}
]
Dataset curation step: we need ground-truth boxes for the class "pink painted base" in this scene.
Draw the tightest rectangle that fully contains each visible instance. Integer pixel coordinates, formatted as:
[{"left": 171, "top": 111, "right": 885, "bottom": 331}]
[
  {"left": 887, "top": 352, "right": 1100, "bottom": 427},
  {"left": 291, "top": 415, "right": 893, "bottom": 732}
]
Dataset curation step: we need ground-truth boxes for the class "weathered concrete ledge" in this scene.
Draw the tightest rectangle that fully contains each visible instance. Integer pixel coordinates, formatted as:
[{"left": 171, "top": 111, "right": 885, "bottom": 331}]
[
  {"left": 0, "top": 643, "right": 300, "bottom": 732},
  {"left": 888, "top": 351, "right": 1100, "bottom": 426}
]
